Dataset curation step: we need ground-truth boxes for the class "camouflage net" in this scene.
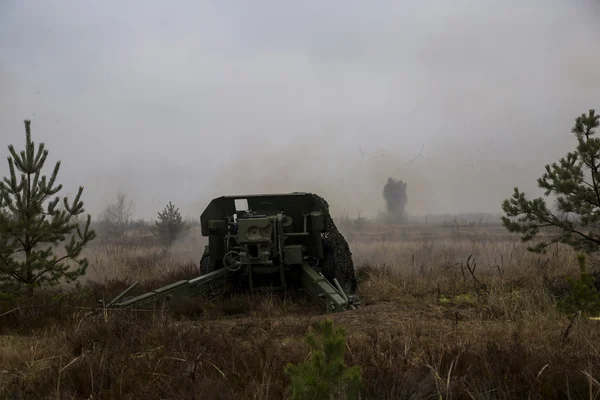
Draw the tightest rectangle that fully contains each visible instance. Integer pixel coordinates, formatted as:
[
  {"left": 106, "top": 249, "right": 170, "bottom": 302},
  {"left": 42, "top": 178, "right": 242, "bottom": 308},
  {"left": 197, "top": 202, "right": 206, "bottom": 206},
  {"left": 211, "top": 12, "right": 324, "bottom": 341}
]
[{"left": 309, "top": 193, "right": 358, "bottom": 295}]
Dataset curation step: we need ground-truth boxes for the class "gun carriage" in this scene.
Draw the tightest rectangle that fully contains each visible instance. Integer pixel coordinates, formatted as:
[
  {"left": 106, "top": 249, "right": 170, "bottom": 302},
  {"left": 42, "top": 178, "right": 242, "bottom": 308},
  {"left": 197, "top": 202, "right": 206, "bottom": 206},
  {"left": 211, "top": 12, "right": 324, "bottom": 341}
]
[{"left": 103, "top": 193, "right": 360, "bottom": 313}]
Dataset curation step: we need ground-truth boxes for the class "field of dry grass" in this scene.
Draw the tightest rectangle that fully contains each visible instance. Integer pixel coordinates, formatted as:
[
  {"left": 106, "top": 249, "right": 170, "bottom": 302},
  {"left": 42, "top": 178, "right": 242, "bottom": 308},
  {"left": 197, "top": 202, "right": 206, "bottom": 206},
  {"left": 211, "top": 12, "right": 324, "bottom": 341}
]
[{"left": 1, "top": 220, "right": 600, "bottom": 399}]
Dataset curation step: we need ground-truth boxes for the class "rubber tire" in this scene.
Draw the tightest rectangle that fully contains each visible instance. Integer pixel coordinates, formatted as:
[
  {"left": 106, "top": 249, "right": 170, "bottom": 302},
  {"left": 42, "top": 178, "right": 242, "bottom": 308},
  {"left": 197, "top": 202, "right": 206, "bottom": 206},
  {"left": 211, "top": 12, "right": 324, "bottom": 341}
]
[
  {"left": 320, "top": 237, "right": 357, "bottom": 295},
  {"left": 200, "top": 246, "right": 220, "bottom": 275},
  {"left": 320, "top": 238, "right": 338, "bottom": 285}
]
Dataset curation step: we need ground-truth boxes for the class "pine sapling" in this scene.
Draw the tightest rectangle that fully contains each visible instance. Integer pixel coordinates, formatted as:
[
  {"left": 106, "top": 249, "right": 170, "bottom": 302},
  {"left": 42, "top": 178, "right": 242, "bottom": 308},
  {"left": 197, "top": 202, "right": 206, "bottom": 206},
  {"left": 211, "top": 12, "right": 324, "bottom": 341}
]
[
  {"left": 0, "top": 120, "right": 96, "bottom": 297},
  {"left": 285, "top": 318, "right": 362, "bottom": 400},
  {"left": 151, "top": 201, "right": 188, "bottom": 246}
]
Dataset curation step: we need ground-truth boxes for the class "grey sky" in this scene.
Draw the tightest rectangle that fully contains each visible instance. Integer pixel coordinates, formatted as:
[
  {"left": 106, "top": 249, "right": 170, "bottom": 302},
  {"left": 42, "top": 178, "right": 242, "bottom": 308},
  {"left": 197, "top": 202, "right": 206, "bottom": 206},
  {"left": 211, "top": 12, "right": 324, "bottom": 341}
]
[{"left": 1, "top": 0, "right": 600, "bottom": 220}]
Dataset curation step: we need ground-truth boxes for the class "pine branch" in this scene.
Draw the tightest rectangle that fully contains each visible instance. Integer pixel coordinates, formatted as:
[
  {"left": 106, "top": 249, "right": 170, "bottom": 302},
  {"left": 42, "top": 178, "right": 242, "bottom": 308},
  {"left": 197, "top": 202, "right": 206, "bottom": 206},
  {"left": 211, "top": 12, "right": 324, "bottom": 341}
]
[{"left": 502, "top": 109, "right": 600, "bottom": 255}]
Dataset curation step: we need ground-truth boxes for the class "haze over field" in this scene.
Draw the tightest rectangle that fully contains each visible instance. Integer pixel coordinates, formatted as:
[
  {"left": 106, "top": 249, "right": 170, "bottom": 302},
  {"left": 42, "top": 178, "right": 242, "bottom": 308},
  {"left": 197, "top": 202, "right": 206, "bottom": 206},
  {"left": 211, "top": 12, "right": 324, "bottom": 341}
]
[{"left": 1, "top": 0, "right": 600, "bottom": 220}]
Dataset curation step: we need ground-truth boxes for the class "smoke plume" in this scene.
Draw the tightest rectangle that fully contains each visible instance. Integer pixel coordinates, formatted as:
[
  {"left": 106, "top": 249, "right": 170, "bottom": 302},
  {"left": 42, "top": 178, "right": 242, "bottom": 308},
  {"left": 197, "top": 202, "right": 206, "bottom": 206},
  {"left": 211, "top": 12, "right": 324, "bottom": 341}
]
[{"left": 382, "top": 177, "right": 408, "bottom": 223}]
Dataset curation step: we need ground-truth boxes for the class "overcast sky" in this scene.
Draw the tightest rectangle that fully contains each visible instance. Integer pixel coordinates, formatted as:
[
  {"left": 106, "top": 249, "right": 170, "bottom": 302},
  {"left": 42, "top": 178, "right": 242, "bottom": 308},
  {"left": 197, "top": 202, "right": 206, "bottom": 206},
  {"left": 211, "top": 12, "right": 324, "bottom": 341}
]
[{"left": 1, "top": 0, "right": 600, "bottom": 220}]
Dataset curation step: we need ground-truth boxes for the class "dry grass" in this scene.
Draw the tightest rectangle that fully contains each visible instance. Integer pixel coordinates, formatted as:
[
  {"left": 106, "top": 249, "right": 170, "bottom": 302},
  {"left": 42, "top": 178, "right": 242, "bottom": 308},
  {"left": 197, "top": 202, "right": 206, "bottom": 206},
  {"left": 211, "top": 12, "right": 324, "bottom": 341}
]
[{"left": 1, "top": 221, "right": 600, "bottom": 399}]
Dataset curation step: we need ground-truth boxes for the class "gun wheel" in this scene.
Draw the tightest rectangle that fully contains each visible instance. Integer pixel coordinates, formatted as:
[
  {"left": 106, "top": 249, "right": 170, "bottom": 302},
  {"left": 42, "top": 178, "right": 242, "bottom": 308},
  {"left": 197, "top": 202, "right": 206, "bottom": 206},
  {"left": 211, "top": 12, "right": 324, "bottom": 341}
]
[
  {"left": 200, "top": 246, "right": 221, "bottom": 275},
  {"left": 321, "top": 237, "right": 358, "bottom": 295}
]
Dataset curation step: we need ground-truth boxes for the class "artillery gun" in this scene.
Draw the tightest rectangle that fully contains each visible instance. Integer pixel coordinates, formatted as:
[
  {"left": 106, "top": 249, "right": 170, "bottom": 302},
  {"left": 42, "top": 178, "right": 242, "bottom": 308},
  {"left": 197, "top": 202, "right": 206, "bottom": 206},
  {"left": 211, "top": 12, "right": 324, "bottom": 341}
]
[{"left": 102, "top": 192, "right": 360, "bottom": 313}]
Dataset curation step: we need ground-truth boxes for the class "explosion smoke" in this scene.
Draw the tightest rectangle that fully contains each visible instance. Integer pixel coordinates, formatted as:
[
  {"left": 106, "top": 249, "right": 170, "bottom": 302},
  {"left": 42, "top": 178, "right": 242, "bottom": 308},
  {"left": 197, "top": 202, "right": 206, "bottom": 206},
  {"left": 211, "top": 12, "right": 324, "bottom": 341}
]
[{"left": 383, "top": 177, "right": 408, "bottom": 223}]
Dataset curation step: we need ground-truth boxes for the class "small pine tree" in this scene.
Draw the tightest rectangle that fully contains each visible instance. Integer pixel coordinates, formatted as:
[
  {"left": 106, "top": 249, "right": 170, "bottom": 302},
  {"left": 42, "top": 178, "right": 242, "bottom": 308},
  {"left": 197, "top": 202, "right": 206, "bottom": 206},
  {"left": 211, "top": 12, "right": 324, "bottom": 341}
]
[
  {"left": 152, "top": 201, "right": 187, "bottom": 245},
  {"left": 501, "top": 109, "right": 600, "bottom": 254},
  {"left": 285, "top": 318, "right": 362, "bottom": 400},
  {"left": 558, "top": 253, "right": 600, "bottom": 316},
  {"left": 0, "top": 120, "right": 96, "bottom": 297}
]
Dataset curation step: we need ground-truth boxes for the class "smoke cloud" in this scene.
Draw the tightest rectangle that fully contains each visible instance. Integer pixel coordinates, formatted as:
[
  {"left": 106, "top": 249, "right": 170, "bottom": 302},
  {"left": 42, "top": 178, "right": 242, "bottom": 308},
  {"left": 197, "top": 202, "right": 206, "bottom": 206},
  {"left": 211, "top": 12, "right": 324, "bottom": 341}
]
[
  {"left": 383, "top": 178, "right": 408, "bottom": 222},
  {"left": 1, "top": 0, "right": 600, "bottom": 220}
]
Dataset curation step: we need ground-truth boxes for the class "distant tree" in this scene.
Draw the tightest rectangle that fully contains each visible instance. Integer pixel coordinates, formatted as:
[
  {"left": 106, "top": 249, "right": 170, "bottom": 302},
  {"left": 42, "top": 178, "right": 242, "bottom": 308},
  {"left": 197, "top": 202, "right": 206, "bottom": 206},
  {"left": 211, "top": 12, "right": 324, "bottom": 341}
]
[
  {"left": 151, "top": 201, "right": 188, "bottom": 245},
  {"left": 100, "top": 191, "right": 133, "bottom": 238},
  {"left": 0, "top": 120, "right": 96, "bottom": 296},
  {"left": 502, "top": 109, "right": 600, "bottom": 255}
]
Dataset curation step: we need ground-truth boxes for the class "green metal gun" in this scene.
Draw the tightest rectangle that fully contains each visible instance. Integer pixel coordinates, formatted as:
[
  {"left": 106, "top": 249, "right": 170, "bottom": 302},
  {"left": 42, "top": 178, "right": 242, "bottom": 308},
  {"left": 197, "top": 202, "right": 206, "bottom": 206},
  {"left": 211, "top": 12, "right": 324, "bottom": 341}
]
[{"left": 103, "top": 192, "right": 360, "bottom": 313}]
